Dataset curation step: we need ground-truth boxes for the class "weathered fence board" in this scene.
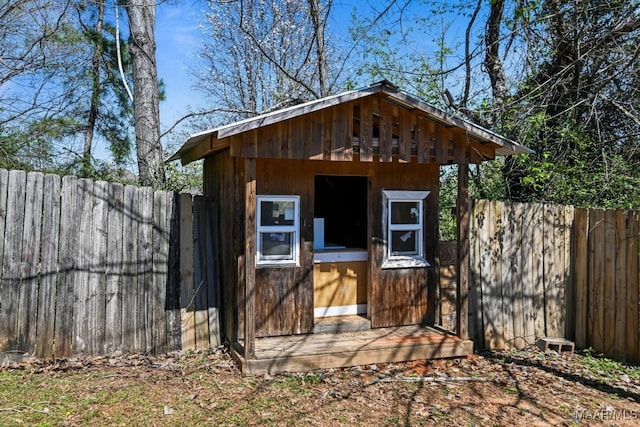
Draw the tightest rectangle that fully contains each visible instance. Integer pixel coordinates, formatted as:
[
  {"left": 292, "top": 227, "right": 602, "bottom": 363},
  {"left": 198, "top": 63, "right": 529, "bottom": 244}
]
[
  {"left": 17, "top": 172, "right": 43, "bottom": 354},
  {"left": 627, "top": 212, "right": 640, "bottom": 363},
  {"left": 36, "top": 174, "right": 61, "bottom": 358},
  {"left": 1, "top": 170, "right": 27, "bottom": 351},
  {"left": 55, "top": 175, "right": 78, "bottom": 356},
  {"left": 105, "top": 183, "right": 124, "bottom": 354},
  {"left": 152, "top": 190, "right": 169, "bottom": 354},
  {"left": 138, "top": 187, "right": 154, "bottom": 353},
  {"left": 0, "top": 168, "right": 221, "bottom": 359},
  {"left": 122, "top": 185, "right": 139, "bottom": 353},
  {"left": 91, "top": 180, "right": 108, "bottom": 355},
  {"left": 573, "top": 208, "right": 588, "bottom": 350}
]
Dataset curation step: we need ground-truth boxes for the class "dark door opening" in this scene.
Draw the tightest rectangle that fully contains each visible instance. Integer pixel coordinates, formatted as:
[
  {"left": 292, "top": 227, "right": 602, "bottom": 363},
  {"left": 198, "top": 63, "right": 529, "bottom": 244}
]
[{"left": 314, "top": 175, "right": 367, "bottom": 249}]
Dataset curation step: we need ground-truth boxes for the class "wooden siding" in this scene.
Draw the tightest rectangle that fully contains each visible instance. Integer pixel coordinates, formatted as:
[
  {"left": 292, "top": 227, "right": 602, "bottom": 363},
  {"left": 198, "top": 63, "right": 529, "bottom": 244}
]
[
  {"left": 203, "top": 152, "right": 240, "bottom": 345},
  {"left": 247, "top": 158, "right": 439, "bottom": 335},
  {"left": 230, "top": 95, "right": 497, "bottom": 164},
  {"left": 369, "top": 161, "right": 439, "bottom": 328}
]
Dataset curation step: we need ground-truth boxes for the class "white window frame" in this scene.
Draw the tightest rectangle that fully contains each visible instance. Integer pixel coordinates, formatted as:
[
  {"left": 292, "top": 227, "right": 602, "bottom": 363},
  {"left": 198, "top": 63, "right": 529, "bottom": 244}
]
[
  {"left": 382, "top": 190, "right": 430, "bottom": 269},
  {"left": 256, "top": 195, "right": 300, "bottom": 267}
]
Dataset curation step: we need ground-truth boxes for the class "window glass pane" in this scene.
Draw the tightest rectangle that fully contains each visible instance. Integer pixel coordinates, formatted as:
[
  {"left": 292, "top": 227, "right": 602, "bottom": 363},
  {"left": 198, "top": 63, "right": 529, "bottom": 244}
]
[
  {"left": 261, "top": 232, "right": 293, "bottom": 257},
  {"left": 260, "top": 200, "right": 295, "bottom": 226},
  {"left": 391, "top": 201, "right": 419, "bottom": 224},
  {"left": 391, "top": 230, "right": 418, "bottom": 255}
]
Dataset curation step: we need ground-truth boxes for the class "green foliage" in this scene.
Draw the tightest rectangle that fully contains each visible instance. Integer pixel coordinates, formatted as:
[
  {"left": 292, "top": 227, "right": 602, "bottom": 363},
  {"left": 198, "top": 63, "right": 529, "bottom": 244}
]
[
  {"left": 163, "top": 162, "right": 203, "bottom": 193},
  {"left": 580, "top": 348, "right": 640, "bottom": 382},
  {"left": 0, "top": 117, "right": 83, "bottom": 174},
  {"left": 439, "top": 167, "right": 457, "bottom": 241}
]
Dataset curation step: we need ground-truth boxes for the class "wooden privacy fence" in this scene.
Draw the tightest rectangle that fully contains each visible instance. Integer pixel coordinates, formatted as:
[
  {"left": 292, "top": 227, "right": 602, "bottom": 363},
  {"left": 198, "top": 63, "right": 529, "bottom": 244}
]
[
  {"left": 572, "top": 208, "right": 639, "bottom": 361},
  {"left": 470, "top": 200, "right": 640, "bottom": 363},
  {"left": 0, "top": 168, "right": 220, "bottom": 358}
]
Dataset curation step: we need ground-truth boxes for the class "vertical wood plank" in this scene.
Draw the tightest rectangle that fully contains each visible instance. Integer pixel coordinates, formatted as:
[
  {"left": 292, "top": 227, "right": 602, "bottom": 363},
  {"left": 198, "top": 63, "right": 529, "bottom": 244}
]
[
  {"left": 510, "top": 203, "right": 526, "bottom": 349},
  {"left": 563, "top": 206, "right": 574, "bottom": 340},
  {"left": 530, "top": 203, "right": 546, "bottom": 340},
  {"left": 344, "top": 103, "right": 354, "bottom": 161},
  {"left": 0, "top": 169, "right": 8, "bottom": 274},
  {"left": 547, "top": 204, "right": 567, "bottom": 338},
  {"left": 0, "top": 169, "right": 7, "bottom": 346},
  {"left": 90, "top": 181, "right": 108, "bottom": 355},
  {"left": 456, "top": 164, "right": 469, "bottom": 340},
  {"left": 137, "top": 187, "right": 153, "bottom": 353},
  {"left": 35, "top": 173, "right": 61, "bottom": 358},
  {"left": 179, "top": 192, "right": 195, "bottom": 351},
  {"left": 74, "top": 178, "right": 93, "bottom": 354},
  {"left": 417, "top": 118, "right": 429, "bottom": 163},
  {"left": 398, "top": 109, "right": 411, "bottom": 163},
  {"left": 500, "top": 202, "right": 514, "bottom": 348},
  {"left": 626, "top": 211, "right": 639, "bottom": 362},
  {"left": 0, "top": 170, "right": 26, "bottom": 351},
  {"left": 121, "top": 185, "right": 139, "bottom": 353},
  {"left": 205, "top": 197, "right": 221, "bottom": 346},
  {"left": 435, "top": 124, "right": 448, "bottom": 164},
  {"left": 428, "top": 121, "right": 437, "bottom": 162},
  {"left": 469, "top": 200, "right": 484, "bottom": 346},
  {"left": 17, "top": 172, "right": 44, "bottom": 354},
  {"left": 322, "top": 110, "right": 332, "bottom": 160},
  {"left": 453, "top": 133, "right": 470, "bottom": 165},
  {"left": 475, "top": 199, "right": 490, "bottom": 350},
  {"left": 244, "top": 158, "right": 257, "bottom": 358},
  {"left": 166, "top": 192, "right": 182, "bottom": 351},
  {"left": 590, "top": 209, "right": 605, "bottom": 352},
  {"left": 484, "top": 200, "right": 504, "bottom": 349},
  {"left": 309, "top": 109, "right": 324, "bottom": 160},
  {"left": 573, "top": 208, "right": 589, "bottom": 350},
  {"left": 105, "top": 183, "right": 124, "bottom": 354},
  {"left": 152, "top": 190, "right": 170, "bottom": 354},
  {"left": 331, "top": 105, "right": 346, "bottom": 161},
  {"left": 521, "top": 203, "right": 536, "bottom": 346},
  {"left": 604, "top": 209, "right": 616, "bottom": 355},
  {"left": 55, "top": 176, "right": 78, "bottom": 356},
  {"left": 614, "top": 210, "right": 627, "bottom": 359},
  {"left": 359, "top": 99, "right": 373, "bottom": 162},
  {"left": 379, "top": 100, "right": 393, "bottom": 162},
  {"left": 193, "top": 195, "right": 209, "bottom": 350},
  {"left": 542, "top": 204, "right": 554, "bottom": 338}
]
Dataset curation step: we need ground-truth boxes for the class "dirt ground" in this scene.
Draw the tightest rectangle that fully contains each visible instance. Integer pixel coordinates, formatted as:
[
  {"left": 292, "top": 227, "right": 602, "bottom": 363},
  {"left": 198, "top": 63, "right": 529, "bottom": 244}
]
[{"left": 2, "top": 346, "right": 640, "bottom": 426}]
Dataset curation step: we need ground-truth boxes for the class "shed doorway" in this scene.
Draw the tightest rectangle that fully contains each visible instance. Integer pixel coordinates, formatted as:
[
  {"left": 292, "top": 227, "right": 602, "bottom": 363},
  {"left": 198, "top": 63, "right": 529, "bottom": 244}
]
[{"left": 313, "top": 175, "right": 368, "bottom": 324}]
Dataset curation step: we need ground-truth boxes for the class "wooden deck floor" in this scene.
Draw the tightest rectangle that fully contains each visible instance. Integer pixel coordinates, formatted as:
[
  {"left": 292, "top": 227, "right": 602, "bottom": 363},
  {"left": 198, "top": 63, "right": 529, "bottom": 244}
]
[{"left": 232, "top": 324, "right": 473, "bottom": 375}]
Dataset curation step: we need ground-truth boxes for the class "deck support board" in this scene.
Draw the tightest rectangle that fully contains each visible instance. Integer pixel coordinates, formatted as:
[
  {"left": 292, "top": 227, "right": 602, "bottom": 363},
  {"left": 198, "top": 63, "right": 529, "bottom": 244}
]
[{"left": 233, "top": 325, "right": 473, "bottom": 375}]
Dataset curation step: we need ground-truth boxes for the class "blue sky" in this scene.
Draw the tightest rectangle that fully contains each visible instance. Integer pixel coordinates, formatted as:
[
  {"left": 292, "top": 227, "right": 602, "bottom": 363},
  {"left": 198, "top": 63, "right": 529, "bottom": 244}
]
[{"left": 155, "top": 2, "right": 207, "bottom": 138}]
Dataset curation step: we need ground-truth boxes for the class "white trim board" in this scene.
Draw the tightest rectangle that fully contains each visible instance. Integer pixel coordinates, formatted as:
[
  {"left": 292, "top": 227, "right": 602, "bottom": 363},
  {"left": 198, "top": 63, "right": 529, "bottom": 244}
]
[{"left": 314, "top": 304, "right": 367, "bottom": 318}]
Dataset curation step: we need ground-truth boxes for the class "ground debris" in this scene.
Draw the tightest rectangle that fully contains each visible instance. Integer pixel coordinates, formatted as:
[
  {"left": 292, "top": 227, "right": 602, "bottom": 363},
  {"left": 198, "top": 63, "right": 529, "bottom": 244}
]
[{"left": 2, "top": 346, "right": 640, "bottom": 426}]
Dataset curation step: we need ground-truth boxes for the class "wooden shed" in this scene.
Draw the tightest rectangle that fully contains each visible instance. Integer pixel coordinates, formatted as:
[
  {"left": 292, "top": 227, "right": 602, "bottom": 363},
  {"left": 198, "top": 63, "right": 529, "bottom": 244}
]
[{"left": 169, "top": 81, "right": 531, "bottom": 374}]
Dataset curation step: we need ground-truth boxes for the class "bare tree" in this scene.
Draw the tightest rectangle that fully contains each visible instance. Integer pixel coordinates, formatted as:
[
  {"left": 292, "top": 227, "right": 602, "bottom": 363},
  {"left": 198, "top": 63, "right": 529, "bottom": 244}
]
[{"left": 194, "top": 0, "right": 338, "bottom": 126}]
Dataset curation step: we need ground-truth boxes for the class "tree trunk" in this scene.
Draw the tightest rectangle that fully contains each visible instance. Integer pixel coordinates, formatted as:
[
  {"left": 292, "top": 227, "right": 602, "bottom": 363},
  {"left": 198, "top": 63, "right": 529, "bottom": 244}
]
[
  {"left": 124, "top": 0, "right": 164, "bottom": 187},
  {"left": 82, "top": 1, "right": 105, "bottom": 176},
  {"left": 308, "top": 0, "right": 329, "bottom": 97}
]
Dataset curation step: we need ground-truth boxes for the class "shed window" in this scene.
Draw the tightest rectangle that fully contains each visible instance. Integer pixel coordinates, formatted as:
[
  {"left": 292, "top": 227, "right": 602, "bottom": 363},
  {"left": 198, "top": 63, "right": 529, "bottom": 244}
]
[
  {"left": 382, "top": 190, "right": 430, "bottom": 268},
  {"left": 256, "top": 195, "right": 300, "bottom": 266}
]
